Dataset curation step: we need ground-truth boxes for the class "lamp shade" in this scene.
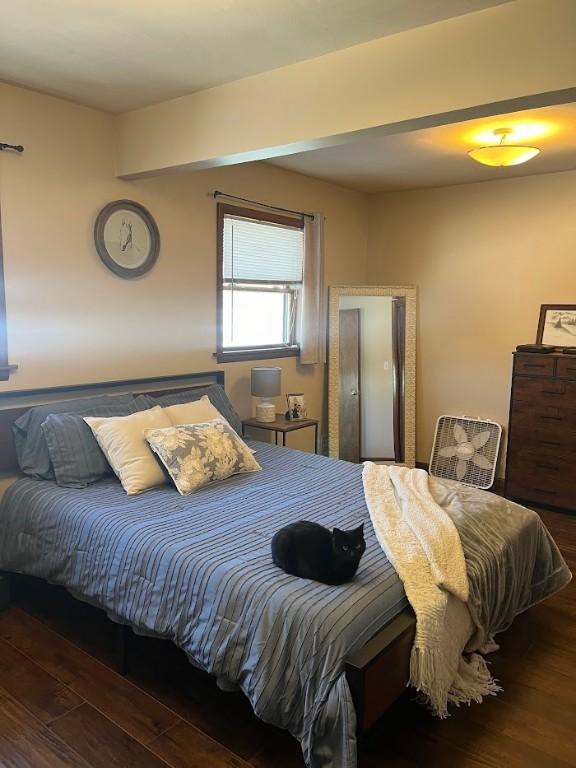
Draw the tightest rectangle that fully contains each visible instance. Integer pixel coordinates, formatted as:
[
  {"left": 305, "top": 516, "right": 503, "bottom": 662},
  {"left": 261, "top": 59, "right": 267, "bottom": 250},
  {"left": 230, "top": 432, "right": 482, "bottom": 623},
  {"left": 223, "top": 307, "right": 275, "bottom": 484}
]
[
  {"left": 467, "top": 127, "right": 541, "bottom": 167},
  {"left": 251, "top": 367, "right": 281, "bottom": 398},
  {"left": 468, "top": 145, "right": 540, "bottom": 167}
]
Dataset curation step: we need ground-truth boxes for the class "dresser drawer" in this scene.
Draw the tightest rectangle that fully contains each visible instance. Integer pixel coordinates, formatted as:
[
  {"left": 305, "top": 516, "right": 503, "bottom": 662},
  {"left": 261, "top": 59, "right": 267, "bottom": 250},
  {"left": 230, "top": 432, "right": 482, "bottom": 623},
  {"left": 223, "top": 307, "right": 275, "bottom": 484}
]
[
  {"left": 510, "top": 402, "right": 576, "bottom": 433},
  {"left": 513, "top": 377, "right": 576, "bottom": 405},
  {"left": 506, "top": 479, "right": 576, "bottom": 510},
  {"left": 509, "top": 424, "right": 576, "bottom": 452},
  {"left": 508, "top": 446, "right": 574, "bottom": 476},
  {"left": 557, "top": 356, "right": 576, "bottom": 380},
  {"left": 507, "top": 446, "right": 575, "bottom": 509},
  {"left": 513, "top": 354, "right": 556, "bottom": 377}
]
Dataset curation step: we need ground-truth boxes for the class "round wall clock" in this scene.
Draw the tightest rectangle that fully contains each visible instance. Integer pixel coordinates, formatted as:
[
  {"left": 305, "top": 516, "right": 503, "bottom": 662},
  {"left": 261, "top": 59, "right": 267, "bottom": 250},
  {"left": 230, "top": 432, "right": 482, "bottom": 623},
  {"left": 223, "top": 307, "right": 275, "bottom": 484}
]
[{"left": 94, "top": 199, "right": 160, "bottom": 278}]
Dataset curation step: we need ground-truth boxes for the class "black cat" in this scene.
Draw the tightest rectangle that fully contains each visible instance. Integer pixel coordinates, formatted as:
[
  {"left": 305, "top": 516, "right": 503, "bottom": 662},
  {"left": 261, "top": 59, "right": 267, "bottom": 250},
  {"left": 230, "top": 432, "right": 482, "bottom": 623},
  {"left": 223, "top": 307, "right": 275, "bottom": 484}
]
[{"left": 271, "top": 520, "right": 366, "bottom": 585}]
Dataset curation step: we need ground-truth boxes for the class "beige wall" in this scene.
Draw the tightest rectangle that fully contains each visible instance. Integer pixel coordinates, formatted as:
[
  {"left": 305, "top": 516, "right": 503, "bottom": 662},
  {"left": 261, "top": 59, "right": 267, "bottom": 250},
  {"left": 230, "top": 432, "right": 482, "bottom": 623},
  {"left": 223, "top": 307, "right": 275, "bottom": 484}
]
[
  {"left": 117, "top": 0, "right": 576, "bottom": 177},
  {"left": 5, "top": 82, "right": 575, "bottom": 469},
  {"left": 0, "top": 82, "right": 369, "bottom": 450},
  {"left": 367, "top": 169, "right": 576, "bottom": 474}
]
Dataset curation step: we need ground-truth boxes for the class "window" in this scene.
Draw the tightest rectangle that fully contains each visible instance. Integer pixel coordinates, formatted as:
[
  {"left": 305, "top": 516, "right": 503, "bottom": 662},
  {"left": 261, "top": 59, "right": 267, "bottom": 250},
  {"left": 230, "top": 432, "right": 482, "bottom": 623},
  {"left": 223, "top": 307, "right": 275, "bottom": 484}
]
[{"left": 217, "top": 204, "right": 304, "bottom": 362}]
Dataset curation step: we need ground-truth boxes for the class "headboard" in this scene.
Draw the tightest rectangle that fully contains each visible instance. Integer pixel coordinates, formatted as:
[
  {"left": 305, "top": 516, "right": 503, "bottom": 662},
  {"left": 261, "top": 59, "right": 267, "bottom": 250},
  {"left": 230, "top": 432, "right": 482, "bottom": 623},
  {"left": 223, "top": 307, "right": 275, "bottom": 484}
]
[{"left": 0, "top": 370, "right": 224, "bottom": 475}]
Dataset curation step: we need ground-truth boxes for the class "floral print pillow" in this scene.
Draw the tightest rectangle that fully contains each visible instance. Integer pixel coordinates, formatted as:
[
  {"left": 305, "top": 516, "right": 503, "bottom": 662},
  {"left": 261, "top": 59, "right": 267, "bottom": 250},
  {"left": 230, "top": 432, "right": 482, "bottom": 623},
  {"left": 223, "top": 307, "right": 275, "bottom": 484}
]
[{"left": 144, "top": 419, "right": 261, "bottom": 495}]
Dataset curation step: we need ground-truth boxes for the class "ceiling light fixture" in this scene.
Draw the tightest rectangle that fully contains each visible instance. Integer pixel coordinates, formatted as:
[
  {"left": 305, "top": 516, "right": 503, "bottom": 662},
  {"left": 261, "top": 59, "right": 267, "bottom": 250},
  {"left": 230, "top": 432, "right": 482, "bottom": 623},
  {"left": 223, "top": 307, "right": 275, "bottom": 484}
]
[{"left": 468, "top": 128, "right": 541, "bottom": 167}]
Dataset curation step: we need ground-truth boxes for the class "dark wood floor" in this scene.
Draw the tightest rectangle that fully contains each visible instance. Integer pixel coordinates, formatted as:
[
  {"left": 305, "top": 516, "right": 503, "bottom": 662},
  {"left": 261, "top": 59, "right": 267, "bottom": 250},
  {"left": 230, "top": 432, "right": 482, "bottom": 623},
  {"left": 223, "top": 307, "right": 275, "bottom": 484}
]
[{"left": 0, "top": 506, "right": 574, "bottom": 768}]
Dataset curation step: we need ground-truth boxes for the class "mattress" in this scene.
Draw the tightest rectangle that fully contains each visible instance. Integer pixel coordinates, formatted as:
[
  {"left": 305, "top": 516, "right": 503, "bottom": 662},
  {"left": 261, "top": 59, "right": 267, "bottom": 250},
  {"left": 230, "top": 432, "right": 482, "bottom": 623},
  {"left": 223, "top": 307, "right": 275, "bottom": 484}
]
[{"left": 0, "top": 441, "right": 407, "bottom": 768}]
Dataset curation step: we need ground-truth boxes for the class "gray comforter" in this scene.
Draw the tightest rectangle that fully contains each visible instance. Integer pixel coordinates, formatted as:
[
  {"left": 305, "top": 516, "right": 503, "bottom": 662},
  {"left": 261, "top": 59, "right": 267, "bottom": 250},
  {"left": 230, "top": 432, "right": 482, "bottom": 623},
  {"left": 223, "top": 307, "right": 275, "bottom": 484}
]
[{"left": 430, "top": 477, "right": 572, "bottom": 651}]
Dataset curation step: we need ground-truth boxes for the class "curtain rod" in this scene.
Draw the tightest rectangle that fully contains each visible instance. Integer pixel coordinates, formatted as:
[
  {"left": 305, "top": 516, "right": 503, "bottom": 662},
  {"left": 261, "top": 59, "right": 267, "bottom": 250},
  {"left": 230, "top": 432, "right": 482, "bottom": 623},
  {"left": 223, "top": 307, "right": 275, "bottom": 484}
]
[
  {"left": 0, "top": 143, "right": 24, "bottom": 154},
  {"left": 212, "top": 190, "right": 315, "bottom": 220}
]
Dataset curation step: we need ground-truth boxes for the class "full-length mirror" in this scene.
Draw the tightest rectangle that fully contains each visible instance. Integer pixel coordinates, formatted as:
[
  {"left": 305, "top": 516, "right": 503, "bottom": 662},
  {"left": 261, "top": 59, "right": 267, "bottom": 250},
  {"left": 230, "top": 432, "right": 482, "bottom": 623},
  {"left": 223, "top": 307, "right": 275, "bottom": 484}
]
[{"left": 328, "top": 286, "right": 416, "bottom": 466}]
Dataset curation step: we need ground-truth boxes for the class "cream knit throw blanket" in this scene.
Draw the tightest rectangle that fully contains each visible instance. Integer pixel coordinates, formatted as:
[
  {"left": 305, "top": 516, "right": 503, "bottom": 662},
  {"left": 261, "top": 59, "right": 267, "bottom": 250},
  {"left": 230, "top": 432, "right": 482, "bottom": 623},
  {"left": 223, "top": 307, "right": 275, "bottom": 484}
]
[{"left": 362, "top": 463, "right": 500, "bottom": 717}]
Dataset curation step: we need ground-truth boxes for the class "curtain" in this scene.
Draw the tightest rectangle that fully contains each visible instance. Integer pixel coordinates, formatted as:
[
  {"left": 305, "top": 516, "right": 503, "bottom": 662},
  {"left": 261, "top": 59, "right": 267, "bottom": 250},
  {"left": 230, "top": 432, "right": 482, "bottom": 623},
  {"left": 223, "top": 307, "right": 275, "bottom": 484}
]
[{"left": 299, "top": 213, "right": 325, "bottom": 365}]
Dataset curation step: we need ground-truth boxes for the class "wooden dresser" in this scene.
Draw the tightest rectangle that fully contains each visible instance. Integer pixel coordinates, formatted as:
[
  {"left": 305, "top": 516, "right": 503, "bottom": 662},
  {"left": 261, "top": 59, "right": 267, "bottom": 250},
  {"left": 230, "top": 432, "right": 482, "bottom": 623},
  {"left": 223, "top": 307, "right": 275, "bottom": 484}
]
[{"left": 505, "top": 351, "right": 576, "bottom": 511}]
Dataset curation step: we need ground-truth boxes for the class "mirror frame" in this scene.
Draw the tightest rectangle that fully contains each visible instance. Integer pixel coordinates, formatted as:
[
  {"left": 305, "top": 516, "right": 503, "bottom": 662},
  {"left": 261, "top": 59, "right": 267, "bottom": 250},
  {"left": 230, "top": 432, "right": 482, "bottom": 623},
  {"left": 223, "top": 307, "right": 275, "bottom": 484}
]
[{"left": 328, "top": 285, "right": 417, "bottom": 467}]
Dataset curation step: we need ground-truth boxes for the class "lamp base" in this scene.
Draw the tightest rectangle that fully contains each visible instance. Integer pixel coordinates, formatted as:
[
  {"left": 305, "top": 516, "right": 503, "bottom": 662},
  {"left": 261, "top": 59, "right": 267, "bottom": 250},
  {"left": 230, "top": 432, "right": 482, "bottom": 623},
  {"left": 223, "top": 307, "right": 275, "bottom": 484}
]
[{"left": 255, "top": 400, "right": 276, "bottom": 423}]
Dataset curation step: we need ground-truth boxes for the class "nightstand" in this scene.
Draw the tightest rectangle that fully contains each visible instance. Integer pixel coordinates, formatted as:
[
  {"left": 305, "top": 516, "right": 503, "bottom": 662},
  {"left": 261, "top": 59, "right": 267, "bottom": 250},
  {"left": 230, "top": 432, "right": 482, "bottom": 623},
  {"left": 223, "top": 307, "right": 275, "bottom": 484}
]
[{"left": 242, "top": 414, "right": 319, "bottom": 453}]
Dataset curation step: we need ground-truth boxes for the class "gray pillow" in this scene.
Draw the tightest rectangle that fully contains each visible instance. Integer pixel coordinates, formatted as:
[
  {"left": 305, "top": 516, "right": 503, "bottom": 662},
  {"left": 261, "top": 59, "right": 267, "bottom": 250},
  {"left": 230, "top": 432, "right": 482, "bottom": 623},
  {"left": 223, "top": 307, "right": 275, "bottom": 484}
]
[
  {"left": 13, "top": 393, "right": 142, "bottom": 480},
  {"left": 145, "top": 419, "right": 261, "bottom": 495},
  {"left": 151, "top": 384, "right": 242, "bottom": 435},
  {"left": 42, "top": 413, "right": 112, "bottom": 488}
]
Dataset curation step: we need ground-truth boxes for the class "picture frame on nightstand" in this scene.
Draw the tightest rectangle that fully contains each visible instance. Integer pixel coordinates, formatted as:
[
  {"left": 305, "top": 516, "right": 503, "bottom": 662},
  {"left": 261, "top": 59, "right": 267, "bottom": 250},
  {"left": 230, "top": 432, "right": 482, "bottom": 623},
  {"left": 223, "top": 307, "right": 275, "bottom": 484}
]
[{"left": 286, "top": 393, "right": 306, "bottom": 420}]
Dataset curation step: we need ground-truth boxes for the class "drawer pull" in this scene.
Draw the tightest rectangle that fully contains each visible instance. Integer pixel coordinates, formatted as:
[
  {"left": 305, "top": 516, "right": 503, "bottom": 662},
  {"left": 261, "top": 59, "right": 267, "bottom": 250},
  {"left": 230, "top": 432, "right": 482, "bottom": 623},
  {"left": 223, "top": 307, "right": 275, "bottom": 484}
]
[
  {"left": 534, "top": 488, "right": 557, "bottom": 495},
  {"left": 523, "top": 363, "right": 545, "bottom": 368},
  {"left": 540, "top": 414, "right": 563, "bottom": 421},
  {"left": 536, "top": 463, "right": 559, "bottom": 471},
  {"left": 540, "top": 440, "right": 560, "bottom": 448},
  {"left": 542, "top": 390, "right": 563, "bottom": 396}
]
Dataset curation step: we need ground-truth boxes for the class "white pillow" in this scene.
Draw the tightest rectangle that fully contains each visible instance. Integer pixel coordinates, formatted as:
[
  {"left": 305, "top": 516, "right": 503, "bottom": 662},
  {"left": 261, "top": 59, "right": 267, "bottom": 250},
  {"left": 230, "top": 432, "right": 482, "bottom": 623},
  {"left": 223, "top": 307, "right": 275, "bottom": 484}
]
[
  {"left": 162, "top": 396, "right": 260, "bottom": 454},
  {"left": 84, "top": 406, "right": 172, "bottom": 495},
  {"left": 163, "top": 395, "right": 226, "bottom": 427}
]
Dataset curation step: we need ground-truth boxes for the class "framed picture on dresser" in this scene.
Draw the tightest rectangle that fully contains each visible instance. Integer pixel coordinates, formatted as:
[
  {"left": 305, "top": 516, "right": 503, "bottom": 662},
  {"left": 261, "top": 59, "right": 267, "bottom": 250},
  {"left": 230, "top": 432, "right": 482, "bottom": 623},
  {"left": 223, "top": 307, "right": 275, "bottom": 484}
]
[{"left": 537, "top": 304, "right": 576, "bottom": 347}]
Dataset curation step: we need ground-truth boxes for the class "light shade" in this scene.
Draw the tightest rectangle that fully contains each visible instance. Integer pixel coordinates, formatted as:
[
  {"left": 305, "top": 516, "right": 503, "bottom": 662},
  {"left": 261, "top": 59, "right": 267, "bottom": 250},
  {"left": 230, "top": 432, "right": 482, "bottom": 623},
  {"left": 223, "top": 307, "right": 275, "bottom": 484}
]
[
  {"left": 251, "top": 367, "right": 281, "bottom": 398},
  {"left": 468, "top": 145, "right": 540, "bottom": 167}
]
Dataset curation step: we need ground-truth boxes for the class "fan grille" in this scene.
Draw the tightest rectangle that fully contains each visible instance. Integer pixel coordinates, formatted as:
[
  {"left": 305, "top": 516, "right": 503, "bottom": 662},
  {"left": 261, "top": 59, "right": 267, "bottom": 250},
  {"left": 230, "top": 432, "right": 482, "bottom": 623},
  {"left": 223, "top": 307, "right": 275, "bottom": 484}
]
[{"left": 429, "top": 416, "right": 501, "bottom": 489}]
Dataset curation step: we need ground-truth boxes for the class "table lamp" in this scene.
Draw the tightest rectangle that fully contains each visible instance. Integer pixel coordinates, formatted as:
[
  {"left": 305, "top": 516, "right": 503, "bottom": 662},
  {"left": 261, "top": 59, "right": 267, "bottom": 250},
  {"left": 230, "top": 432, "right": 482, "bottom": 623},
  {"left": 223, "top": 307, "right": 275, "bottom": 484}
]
[{"left": 251, "top": 366, "right": 281, "bottom": 422}]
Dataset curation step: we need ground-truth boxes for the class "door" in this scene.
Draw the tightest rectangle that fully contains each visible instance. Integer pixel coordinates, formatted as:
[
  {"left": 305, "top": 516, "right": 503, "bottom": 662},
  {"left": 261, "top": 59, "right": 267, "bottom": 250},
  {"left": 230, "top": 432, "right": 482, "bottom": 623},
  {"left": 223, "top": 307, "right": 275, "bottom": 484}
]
[
  {"left": 392, "top": 297, "right": 406, "bottom": 463},
  {"left": 339, "top": 308, "right": 361, "bottom": 462}
]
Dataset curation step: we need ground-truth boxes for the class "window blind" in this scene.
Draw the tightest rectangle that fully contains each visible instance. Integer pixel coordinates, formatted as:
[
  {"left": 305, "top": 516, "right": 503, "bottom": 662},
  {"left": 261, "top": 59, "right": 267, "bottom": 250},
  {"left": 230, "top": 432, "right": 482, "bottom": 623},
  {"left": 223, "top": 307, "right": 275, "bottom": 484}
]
[{"left": 223, "top": 215, "right": 304, "bottom": 283}]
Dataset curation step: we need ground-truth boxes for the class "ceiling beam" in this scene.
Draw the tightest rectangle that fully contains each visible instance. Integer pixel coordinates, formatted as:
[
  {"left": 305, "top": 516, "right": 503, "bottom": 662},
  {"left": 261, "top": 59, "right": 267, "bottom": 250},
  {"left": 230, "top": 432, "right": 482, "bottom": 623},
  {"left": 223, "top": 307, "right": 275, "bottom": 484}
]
[{"left": 116, "top": 0, "right": 576, "bottom": 179}]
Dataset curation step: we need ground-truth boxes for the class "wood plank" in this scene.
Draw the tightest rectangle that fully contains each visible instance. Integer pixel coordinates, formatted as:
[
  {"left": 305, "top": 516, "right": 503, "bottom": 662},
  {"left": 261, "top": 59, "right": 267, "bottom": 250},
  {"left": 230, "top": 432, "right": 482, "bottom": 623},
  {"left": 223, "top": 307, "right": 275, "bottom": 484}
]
[
  {"left": 469, "top": 692, "right": 576, "bottom": 765},
  {"left": 0, "top": 602, "right": 179, "bottom": 743},
  {"left": 126, "top": 660, "right": 271, "bottom": 760},
  {"left": 1, "top": 599, "right": 268, "bottom": 760},
  {"left": 0, "top": 606, "right": 93, "bottom": 685},
  {"left": 149, "top": 720, "right": 250, "bottom": 768},
  {"left": 248, "top": 729, "right": 303, "bottom": 768},
  {"left": 68, "top": 654, "right": 179, "bottom": 744},
  {"left": 0, "top": 638, "right": 83, "bottom": 724},
  {"left": 49, "top": 703, "right": 168, "bottom": 768},
  {"left": 418, "top": 722, "right": 573, "bottom": 768},
  {"left": 365, "top": 695, "right": 574, "bottom": 768},
  {"left": 8, "top": 578, "right": 121, "bottom": 667},
  {"left": 0, "top": 689, "right": 91, "bottom": 768},
  {"left": 523, "top": 637, "right": 575, "bottom": 680}
]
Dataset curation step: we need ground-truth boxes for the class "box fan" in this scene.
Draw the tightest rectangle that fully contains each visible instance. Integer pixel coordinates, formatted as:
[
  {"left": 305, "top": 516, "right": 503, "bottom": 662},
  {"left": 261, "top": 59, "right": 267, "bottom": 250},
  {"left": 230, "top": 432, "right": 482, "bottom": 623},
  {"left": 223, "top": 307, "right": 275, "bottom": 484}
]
[{"left": 429, "top": 415, "right": 502, "bottom": 490}]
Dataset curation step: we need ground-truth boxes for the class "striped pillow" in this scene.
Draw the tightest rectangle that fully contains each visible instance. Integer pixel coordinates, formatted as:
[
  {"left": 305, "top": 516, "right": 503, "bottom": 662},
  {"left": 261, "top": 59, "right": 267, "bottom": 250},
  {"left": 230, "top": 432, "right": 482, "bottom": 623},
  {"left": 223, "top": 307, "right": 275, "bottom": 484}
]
[
  {"left": 14, "top": 393, "right": 141, "bottom": 480},
  {"left": 42, "top": 413, "right": 112, "bottom": 488}
]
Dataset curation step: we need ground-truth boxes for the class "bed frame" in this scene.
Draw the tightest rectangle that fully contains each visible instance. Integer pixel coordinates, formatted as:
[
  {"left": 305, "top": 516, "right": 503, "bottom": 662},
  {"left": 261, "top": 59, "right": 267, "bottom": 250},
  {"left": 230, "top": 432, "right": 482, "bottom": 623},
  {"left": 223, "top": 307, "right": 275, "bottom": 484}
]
[{"left": 0, "top": 370, "right": 415, "bottom": 735}]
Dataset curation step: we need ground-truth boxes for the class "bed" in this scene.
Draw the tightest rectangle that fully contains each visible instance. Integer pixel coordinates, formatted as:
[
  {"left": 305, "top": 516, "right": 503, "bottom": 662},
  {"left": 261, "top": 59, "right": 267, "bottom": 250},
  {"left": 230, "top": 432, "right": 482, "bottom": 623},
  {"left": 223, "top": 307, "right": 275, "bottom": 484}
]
[
  {"left": 0, "top": 371, "right": 416, "bottom": 768},
  {"left": 0, "top": 371, "right": 569, "bottom": 768}
]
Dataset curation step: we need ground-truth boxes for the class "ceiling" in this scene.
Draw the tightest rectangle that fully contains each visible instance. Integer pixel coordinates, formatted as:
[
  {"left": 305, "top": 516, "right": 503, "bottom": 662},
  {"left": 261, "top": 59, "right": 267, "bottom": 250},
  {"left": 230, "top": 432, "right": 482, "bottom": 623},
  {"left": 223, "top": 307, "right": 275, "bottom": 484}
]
[
  {"left": 0, "top": 0, "right": 510, "bottom": 112},
  {"left": 269, "top": 103, "right": 576, "bottom": 192}
]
